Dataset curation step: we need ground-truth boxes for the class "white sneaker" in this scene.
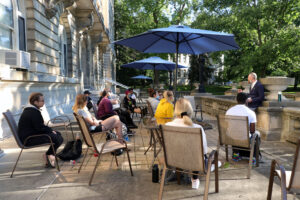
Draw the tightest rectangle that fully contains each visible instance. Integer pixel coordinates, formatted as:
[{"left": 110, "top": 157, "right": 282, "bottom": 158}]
[
  {"left": 191, "top": 178, "right": 200, "bottom": 189},
  {"left": 210, "top": 161, "right": 222, "bottom": 172}
]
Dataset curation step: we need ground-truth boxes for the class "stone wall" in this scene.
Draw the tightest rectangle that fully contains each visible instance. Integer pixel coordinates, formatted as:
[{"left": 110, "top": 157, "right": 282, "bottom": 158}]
[
  {"left": 195, "top": 95, "right": 300, "bottom": 143},
  {"left": 0, "top": 80, "right": 80, "bottom": 138}
]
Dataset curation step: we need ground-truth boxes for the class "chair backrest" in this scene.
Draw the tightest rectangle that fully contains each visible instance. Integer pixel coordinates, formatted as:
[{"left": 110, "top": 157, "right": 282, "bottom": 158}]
[
  {"left": 184, "top": 96, "right": 196, "bottom": 111},
  {"left": 160, "top": 125, "right": 205, "bottom": 172},
  {"left": 146, "top": 100, "right": 155, "bottom": 118},
  {"left": 289, "top": 138, "right": 300, "bottom": 190},
  {"left": 217, "top": 114, "right": 250, "bottom": 148},
  {"left": 73, "top": 113, "right": 96, "bottom": 149},
  {"left": 2, "top": 110, "right": 23, "bottom": 148}
]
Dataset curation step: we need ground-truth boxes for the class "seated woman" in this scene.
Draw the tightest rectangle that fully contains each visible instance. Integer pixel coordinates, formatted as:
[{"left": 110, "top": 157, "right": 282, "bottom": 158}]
[
  {"left": 18, "top": 92, "right": 64, "bottom": 168},
  {"left": 165, "top": 98, "right": 208, "bottom": 190},
  {"left": 123, "top": 90, "right": 142, "bottom": 114},
  {"left": 72, "top": 94, "right": 123, "bottom": 141},
  {"left": 147, "top": 88, "right": 160, "bottom": 113},
  {"left": 97, "top": 90, "right": 137, "bottom": 130},
  {"left": 155, "top": 91, "right": 174, "bottom": 124}
]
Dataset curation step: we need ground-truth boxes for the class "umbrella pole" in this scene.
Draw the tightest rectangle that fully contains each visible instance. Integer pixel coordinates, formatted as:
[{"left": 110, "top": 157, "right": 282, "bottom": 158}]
[{"left": 174, "top": 36, "right": 179, "bottom": 99}]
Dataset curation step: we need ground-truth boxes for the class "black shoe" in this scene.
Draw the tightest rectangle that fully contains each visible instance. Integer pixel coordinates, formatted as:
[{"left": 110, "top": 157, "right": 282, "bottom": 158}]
[
  {"left": 111, "top": 149, "right": 124, "bottom": 156},
  {"left": 128, "top": 124, "right": 138, "bottom": 129},
  {"left": 127, "top": 131, "right": 135, "bottom": 136}
]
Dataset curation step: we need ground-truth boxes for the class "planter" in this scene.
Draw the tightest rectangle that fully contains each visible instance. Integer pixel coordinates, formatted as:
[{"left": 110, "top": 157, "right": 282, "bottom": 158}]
[{"left": 260, "top": 76, "right": 295, "bottom": 101}]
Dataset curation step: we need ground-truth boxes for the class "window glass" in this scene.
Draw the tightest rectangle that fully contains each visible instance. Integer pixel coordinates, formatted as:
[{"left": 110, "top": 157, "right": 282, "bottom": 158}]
[
  {"left": 0, "top": 0, "right": 13, "bottom": 27},
  {"left": 0, "top": 26, "right": 12, "bottom": 49}
]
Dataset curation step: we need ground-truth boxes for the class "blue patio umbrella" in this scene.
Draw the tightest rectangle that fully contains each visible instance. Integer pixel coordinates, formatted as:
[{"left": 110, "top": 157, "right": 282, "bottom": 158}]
[
  {"left": 115, "top": 25, "right": 239, "bottom": 94},
  {"left": 131, "top": 75, "right": 152, "bottom": 80},
  {"left": 122, "top": 56, "right": 187, "bottom": 87}
]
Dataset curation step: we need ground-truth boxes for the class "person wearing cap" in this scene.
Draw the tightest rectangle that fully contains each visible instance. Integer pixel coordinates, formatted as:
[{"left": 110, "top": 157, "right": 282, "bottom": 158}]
[
  {"left": 123, "top": 89, "right": 143, "bottom": 115},
  {"left": 84, "top": 90, "right": 93, "bottom": 110}
]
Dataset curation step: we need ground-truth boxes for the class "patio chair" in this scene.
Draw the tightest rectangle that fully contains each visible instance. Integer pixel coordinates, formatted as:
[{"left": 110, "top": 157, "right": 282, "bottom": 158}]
[
  {"left": 267, "top": 138, "right": 300, "bottom": 200},
  {"left": 158, "top": 125, "right": 219, "bottom": 200},
  {"left": 2, "top": 110, "right": 60, "bottom": 178},
  {"left": 217, "top": 114, "right": 259, "bottom": 179},
  {"left": 92, "top": 102, "right": 99, "bottom": 119},
  {"left": 41, "top": 106, "right": 75, "bottom": 140},
  {"left": 183, "top": 96, "right": 203, "bottom": 121},
  {"left": 73, "top": 113, "right": 133, "bottom": 186}
]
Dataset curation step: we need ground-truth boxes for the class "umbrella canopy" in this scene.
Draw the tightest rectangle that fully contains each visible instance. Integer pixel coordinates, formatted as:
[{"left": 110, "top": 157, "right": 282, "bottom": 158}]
[
  {"left": 131, "top": 75, "right": 152, "bottom": 80},
  {"left": 122, "top": 56, "right": 187, "bottom": 71},
  {"left": 115, "top": 25, "right": 239, "bottom": 94}
]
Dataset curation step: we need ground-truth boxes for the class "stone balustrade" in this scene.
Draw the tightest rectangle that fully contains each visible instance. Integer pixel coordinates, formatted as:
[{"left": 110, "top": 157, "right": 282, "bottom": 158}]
[{"left": 195, "top": 94, "right": 300, "bottom": 143}]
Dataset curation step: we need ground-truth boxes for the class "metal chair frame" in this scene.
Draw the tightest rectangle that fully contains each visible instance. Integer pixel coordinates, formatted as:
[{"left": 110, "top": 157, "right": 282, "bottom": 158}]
[
  {"left": 217, "top": 114, "right": 259, "bottom": 179},
  {"left": 267, "top": 138, "right": 300, "bottom": 200},
  {"left": 73, "top": 112, "right": 133, "bottom": 186},
  {"left": 3, "top": 110, "right": 60, "bottom": 178}
]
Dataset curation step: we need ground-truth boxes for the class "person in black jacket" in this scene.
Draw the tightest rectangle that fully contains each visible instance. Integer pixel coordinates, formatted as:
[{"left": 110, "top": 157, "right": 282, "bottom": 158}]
[
  {"left": 18, "top": 92, "right": 63, "bottom": 168},
  {"left": 246, "top": 72, "right": 265, "bottom": 111}
]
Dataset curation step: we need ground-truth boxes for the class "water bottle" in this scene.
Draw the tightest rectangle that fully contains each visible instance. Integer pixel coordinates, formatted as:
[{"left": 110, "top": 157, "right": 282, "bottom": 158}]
[
  {"left": 124, "top": 135, "right": 130, "bottom": 142},
  {"left": 152, "top": 164, "right": 159, "bottom": 183},
  {"left": 278, "top": 92, "right": 282, "bottom": 102},
  {"left": 70, "top": 160, "right": 75, "bottom": 167}
]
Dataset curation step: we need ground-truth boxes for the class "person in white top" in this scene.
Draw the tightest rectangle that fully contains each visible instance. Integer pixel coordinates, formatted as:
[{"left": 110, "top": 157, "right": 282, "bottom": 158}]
[
  {"left": 226, "top": 92, "right": 259, "bottom": 136},
  {"left": 165, "top": 98, "right": 208, "bottom": 190}
]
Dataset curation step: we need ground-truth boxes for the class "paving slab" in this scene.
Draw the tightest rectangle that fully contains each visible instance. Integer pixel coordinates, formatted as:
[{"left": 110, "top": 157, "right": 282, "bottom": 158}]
[{"left": 0, "top": 113, "right": 299, "bottom": 200}]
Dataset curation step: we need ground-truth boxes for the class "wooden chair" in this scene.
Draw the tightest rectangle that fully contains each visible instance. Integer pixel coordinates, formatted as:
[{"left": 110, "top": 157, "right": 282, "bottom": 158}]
[
  {"left": 267, "top": 138, "right": 300, "bottom": 200},
  {"left": 146, "top": 100, "right": 155, "bottom": 118},
  {"left": 73, "top": 113, "right": 133, "bottom": 186},
  {"left": 217, "top": 114, "right": 259, "bottom": 179},
  {"left": 159, "top": 125, "right": 219, "bottom": 200},
  {"left": 2, "top": 110, "right": 60, "bottom": 177},
  {"left": 184, "top": 96, "right": 203, "bottom": 121}
]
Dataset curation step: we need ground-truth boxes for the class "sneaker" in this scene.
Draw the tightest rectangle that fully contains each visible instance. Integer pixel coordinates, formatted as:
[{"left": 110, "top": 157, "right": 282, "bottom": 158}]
[
  {"left": 191, "top": 178, "right": 200, "bottom": 189},
  {"left": 210, "top": 161, "right": 222, "bottom": 172},
  {"left": 232, "top": 153, "right": 241, "bottom": 162}
]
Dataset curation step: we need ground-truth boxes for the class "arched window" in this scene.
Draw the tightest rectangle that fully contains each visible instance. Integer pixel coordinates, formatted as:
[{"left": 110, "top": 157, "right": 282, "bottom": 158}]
[{"left": 0, "top": 0, "right": 14, "bottom": 49}]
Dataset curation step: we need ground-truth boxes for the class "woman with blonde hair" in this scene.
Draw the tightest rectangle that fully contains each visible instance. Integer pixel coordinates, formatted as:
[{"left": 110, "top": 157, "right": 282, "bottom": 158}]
[
  {"left": 73, "top": 94, "right": 123, "bottom": 141},
  {"left": 165, "top": 98, "right": 208, "bottom": 190},
  {"left": 155, "top": 91, "right": 174, "bottom": 124}
]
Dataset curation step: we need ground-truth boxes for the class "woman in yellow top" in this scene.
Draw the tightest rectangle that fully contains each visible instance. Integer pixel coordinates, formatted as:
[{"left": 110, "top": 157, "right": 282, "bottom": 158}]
[{"left": 155, "top": 91, "right": 174, "bottom": 124}]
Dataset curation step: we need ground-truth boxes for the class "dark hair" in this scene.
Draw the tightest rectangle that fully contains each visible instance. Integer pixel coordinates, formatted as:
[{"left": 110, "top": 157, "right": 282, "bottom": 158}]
[
  {"left": 237, "top": 92, "right": 247, "bottom": 104},
  {"left": 148, "top": 88, "right": 156, "bottom": 97},
  {"left": 29, "top": 92, "right": 43, "bottom": 105},
  {"left": 101, "top": 90, "right": 107, "bottom": 97},
  {"left": 84, "top": 90, "right": 91, "bottom": 95}
]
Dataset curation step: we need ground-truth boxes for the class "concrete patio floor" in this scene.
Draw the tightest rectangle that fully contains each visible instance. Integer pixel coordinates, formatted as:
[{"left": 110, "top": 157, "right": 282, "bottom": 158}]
[{"left": 0, "top": 113, "right": 299, "bottom": 200}]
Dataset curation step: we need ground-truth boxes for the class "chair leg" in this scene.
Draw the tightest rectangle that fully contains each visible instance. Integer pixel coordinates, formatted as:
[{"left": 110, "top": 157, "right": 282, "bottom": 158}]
[
  {"left": 126, "top": 148, "right": 133, "bottom": 176},
  {"left": 10, "top": 148, "right": 24, "bottom": 178},
  {"left": 248, "top": 139, "right": 256, "bottom": 179},
  {"left": 225, "top": 145, "right": 228, "bottom": 161},
  {"left": 78, "top": 147, "right": 89, "bottom": 173},
  {"left": 267, "top": 161, "right": 276, "bottom": 200},
  {"left": 214, "top": 151, "right": 219, "bottom": 193},
  {"left": 115, "top": 155, "right": 119, "bottom": 167},
  {"left": 158, "top": 165, "right": 167, "bottom": 200},
  {"left": 89, "top": 155, "right": 102, "bottom": 186},
  {"left": 68, "top": 123, "right": 75, "bottom": 140},
  {"left": 204, "top": 164, "right": 212, "bottom": 200},
  {"left": 255, "top": 139, "right": 259, "bottom": 167}
]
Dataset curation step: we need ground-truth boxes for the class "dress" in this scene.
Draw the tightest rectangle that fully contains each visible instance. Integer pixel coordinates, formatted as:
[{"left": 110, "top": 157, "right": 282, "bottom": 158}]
[
  {"left": 18, "top": 105, "right": 63, "bottom": 155},
  {"left": 155, "top": 98, "right": 174, "bottom": 124}
]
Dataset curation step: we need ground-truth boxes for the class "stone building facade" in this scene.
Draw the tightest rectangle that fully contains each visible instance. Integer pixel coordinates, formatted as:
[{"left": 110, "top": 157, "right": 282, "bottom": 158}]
[{"left": 0, "top": 0, "right": 115, "bottom": 139}]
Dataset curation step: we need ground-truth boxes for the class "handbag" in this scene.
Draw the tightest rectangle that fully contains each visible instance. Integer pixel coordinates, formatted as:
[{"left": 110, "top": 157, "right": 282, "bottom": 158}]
[{"left": 57, "top": 139, "right": 82, "bottom": 161}]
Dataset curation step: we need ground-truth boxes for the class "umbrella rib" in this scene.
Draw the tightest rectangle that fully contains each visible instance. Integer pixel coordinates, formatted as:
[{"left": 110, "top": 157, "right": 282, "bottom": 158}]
[
  {"left": 141, "top": 32, "right": 176, "bottom": 52},
  {"left": 179, "top": 33, "right": 196, "bottom": 54},
  {"left": 184, "top": 34, "right": 239, "bottom": 49}
]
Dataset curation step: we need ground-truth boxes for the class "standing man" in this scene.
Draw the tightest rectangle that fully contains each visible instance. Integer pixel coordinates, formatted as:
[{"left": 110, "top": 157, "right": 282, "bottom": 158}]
[{"left": 246, "top": 72, "right": 264, "bottom": 111}]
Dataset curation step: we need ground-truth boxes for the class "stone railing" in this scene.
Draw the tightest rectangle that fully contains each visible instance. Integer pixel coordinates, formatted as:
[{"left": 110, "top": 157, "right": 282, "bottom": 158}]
[
  {"left": 195, "top": 94, "right": 300, "bottom": 143},
  {"left": 282, "top": 108, "right": 300, "bottom": 143}
]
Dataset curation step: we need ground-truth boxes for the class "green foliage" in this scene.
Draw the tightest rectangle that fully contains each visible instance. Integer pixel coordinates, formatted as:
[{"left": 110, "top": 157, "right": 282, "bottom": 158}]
[{"left": 192, "top": 0, "right": 300, "bottom": 87}]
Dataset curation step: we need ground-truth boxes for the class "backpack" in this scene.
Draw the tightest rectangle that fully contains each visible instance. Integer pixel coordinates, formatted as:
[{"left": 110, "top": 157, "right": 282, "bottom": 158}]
[{"left": 57, "top": 139, "right": 82, "bottom": 161}]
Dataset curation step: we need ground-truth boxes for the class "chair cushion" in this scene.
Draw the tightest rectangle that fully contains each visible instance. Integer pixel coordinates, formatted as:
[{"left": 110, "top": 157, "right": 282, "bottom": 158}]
[
  {"left": 96, "top": 141, "right": 126, "bottom": 154},
  {"left": 276, "top": 169, "right": 291, "bottom": 187}
]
